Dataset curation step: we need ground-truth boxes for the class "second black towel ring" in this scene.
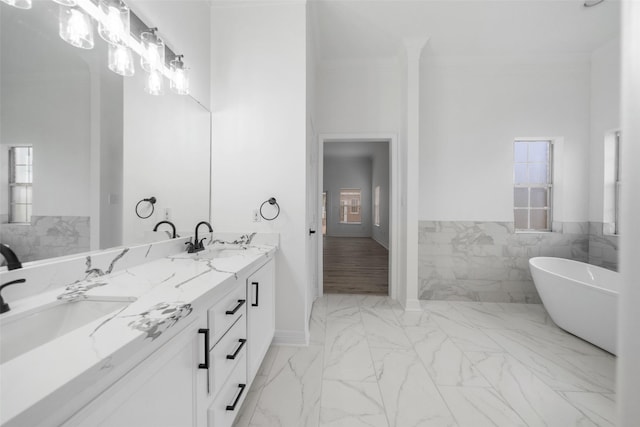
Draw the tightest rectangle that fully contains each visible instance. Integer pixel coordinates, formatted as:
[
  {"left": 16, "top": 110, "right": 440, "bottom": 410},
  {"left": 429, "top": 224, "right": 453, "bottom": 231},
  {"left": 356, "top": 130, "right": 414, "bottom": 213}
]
[
  {"left": 135, "top": 196, "right": 157, "bottom": 219},
  {"left": 259, "top": 197, "right": 280, "bottom": 221}
]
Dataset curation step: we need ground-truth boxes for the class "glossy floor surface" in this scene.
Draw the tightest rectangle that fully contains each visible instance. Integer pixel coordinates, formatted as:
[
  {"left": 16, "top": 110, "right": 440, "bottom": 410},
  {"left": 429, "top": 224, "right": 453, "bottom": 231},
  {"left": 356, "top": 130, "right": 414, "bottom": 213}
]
[{"left": 234, "top": 295, "right": 616, "bottom": 427}]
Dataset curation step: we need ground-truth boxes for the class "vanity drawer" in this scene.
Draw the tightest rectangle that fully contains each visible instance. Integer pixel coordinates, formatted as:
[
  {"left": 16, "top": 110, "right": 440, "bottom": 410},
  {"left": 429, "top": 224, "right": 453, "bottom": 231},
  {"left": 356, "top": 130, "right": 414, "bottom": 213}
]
[
  {"left": 208, "top": 354, "right": 248, "bottom": 427},
  {"left": 210, "top": 315, "right": 247, "bottom": 396},
  {"left": 207, "top": 284, "right": 246, "bottom": 346}
]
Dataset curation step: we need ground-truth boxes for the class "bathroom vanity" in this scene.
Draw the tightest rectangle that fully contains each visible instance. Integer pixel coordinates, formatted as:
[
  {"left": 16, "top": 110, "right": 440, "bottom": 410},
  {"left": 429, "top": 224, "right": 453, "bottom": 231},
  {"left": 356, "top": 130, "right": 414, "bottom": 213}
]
[{"left": 0, "top": 235, "right": 276, "bottom": 427}]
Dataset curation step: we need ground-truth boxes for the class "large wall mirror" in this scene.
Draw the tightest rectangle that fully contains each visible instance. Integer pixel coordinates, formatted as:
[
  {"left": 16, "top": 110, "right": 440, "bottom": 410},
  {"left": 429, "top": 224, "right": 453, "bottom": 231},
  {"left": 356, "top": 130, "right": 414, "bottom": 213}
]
[{"left": 0, "top": 1, "right": 211, "bottom": 264}]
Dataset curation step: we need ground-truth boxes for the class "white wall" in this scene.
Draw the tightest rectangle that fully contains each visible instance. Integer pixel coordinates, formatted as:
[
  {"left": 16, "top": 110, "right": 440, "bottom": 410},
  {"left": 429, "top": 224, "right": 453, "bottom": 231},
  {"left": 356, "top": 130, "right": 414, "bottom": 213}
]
[
  {"left": 618, "top": 2, "right": 640, "bottom": 423},
  {"left": 316, "top": 60, "right": 401, "bottom": 134},
  {"left": 323, "top": 156, "right": 372, "bottom": 237},
  {"left": 588, "top": 38, "right": 621, "bottom": 223},
  {"left": 371, "top": 142, "right": 390, "bottom": 248},
  {"left": 210, "top": 2, "right": 309, "bottom": 344},
  {"left": 418, "top": 54, "right": 591, "bottom": 223}
]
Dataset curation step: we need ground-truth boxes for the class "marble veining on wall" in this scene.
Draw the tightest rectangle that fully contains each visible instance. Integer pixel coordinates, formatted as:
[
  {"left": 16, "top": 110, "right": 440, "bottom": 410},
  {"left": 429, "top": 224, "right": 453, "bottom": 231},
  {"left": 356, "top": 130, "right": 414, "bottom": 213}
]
[
  {"left": 588, "top": 222, "right": 619, "bottom": 271},
  {"left": 418, "top": 221, "right": 590, "bottom": 303},
  {"left": 0, "top": 215, "right": 90, "bottom": 263}
]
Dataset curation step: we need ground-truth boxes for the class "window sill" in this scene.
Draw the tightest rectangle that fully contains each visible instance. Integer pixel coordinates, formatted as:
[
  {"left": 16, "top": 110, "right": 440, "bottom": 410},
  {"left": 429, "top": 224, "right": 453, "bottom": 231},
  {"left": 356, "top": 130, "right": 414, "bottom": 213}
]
[
  {"left": 514, "top": 230, "right": 553, "bottom": 234},
  {"left": 339, "top": 222, "right": 362, "bottom": 225}
]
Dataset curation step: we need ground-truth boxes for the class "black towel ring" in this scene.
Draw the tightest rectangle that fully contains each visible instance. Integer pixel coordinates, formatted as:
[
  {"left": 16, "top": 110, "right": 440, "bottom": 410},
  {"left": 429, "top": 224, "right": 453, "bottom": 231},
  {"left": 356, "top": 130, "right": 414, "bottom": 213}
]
[
  {"left": 259, "top": 197, "right": 280, "bottom": 221},
  {"left": 135, "top": 196, "right": 157, "bottom": 219}
]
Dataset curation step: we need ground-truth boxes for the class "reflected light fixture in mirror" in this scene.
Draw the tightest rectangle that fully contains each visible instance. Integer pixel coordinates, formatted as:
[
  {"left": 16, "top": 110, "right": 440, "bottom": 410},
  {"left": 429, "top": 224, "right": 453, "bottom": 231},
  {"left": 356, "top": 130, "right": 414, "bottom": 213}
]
[
  {"left": 170, "top": 55, "right": 189, "bottom": 95},
  {"left": 140, "top": 28, "right": 164, "bottom": 72},
  {"left": 0, "top": 0, "right": 31, "bottom": 9},
  {"left": 59, "top": 5, "right": 94, "bottom": 49},
  {"left": 145, "top": 69, "right": 164, "bottom": 96},
  {"left": 108, "top": 43, "right": 135, "bottom": 76},
  {"left": 98, "top": 0, "right": 129, "bottom": 45}
]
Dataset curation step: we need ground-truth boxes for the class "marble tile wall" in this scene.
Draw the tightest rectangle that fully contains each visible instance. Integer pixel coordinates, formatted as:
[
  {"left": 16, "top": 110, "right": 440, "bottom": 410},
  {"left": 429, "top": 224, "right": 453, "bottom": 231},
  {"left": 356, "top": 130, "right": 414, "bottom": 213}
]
[
  {"left": 588, "top": 222, "right": 619, "bottom": 271},
  {"left": 418, "top": 221, "right": 590, "bottom": 303},
  {"left": 0, "top": 215, "right": 90, "bottom": 263}
]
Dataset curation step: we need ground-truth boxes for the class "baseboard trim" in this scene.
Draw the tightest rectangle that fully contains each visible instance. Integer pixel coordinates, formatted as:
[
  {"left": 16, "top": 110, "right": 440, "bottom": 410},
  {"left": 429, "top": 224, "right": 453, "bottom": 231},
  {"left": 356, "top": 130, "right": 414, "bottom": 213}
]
[
  {"left": 371, "top": 235, "right": 389, "bottom": 250},
  {"left": 403, "top": 298, "right": 422, "bottom": 312},
  {"left": 273, "top": 329, "right": 308, "bottom": 346}
]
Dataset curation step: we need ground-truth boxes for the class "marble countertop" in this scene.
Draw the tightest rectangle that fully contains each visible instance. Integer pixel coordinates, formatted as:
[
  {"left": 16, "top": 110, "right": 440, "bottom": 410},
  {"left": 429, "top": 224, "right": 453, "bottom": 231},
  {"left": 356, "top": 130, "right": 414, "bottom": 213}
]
[{"left": 0, "top": 240, "right": 277, "bottom": 427}]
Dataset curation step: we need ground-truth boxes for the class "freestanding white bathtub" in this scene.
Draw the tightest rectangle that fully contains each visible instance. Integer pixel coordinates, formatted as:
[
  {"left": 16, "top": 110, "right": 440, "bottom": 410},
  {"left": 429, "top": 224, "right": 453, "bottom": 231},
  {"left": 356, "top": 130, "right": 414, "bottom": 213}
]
[{"left": 529, "top": 257, "right": 618, "bottom": 355}]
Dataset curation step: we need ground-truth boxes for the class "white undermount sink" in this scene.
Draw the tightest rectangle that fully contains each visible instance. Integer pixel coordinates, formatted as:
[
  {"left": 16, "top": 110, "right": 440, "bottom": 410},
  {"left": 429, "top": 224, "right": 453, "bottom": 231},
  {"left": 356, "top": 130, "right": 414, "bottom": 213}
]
[{"left": 0, "top": 298, "right": 134, "bottom": 364}]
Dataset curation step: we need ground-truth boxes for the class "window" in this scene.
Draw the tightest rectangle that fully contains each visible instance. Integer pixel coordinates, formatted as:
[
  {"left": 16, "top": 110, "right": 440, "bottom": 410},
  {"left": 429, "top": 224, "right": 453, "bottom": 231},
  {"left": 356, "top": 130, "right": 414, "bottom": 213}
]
[
  {"left": 374, "top": 186, "right": 380, "bottom": 226},
  {"left": 339, "top": 188, "right": 361, "bottom": 224},
  {"left": 8, "top": 146, "right": 33, "bottom": 223},
  {"left": 514, "top": 140, "right": 552, "bottom": 231},
  {"left": 604, "top": 131, "right": 622, "bottom": 235},
  {"left": 322, "top": 192, "right": 327, "bottom": 235}
]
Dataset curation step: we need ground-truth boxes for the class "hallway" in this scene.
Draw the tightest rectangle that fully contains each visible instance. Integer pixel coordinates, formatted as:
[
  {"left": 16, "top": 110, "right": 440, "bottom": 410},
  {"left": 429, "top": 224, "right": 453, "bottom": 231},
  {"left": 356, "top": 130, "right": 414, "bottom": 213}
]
[{"left": 323, "top": 236, "right": 388, "bottom": 295}]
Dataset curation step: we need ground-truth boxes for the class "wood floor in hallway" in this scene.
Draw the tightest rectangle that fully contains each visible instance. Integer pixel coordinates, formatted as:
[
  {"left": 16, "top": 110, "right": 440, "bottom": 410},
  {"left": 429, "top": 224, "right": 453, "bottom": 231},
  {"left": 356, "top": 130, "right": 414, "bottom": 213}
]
[{"left": 323, "top": 236, "right": 388, "bottom": 295}]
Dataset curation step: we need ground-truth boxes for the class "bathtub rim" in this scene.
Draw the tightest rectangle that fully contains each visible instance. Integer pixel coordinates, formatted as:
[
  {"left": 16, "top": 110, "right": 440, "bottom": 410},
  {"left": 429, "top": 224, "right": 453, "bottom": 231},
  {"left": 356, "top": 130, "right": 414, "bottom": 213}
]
[{"left": 528, "top": 256, "right": 618, "bottom": 296}]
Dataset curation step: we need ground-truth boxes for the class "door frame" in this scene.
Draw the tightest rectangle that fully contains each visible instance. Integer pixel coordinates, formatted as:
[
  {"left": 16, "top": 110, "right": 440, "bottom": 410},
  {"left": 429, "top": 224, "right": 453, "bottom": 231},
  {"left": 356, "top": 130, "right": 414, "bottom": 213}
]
[{"left": 317, "top": 133, "right": 399, "bottom": 299}]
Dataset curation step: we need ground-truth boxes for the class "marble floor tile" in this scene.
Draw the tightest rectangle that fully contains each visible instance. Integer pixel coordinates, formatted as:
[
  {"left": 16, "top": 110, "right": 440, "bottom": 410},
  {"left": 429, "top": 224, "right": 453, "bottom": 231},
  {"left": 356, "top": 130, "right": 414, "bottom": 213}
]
[
  {"left": 429, "top": 310, "right": 504, "bottom": 353},
  {"left": 360, "top": 306, "right": 412, "bottom": 349},
  {"left": 237, "top": 298, "right": 617, "bottom": 427},
  {"left": 323, "top": 321, "right": 377, "bottom": 382},
  {"left": 309, "top": 297, "right": 328, "bottom": 345},
  {"left": 438, "top": 386, "right": 527, "bottom": 427},
  {"left": 319, "top": 380, "right": 388, "bottom": 427},
  {"left": 326, "top": 294, "right": 362, "bottom": 323},
  {"left": 469, "top": 352, "right": 599, "bottom": 427},
  {"left": 370, "top": 348, "right": 457, "bottom": 427},
  {"left": 250, "top": 345, "right": 323, "bottom": 427},
  {"left": 484, "top": 329, "right": 615, "bottom": 393},
  {"left": 560, "top": 392, "right": 616, "bottom": 427},
  {"left": 406, "top": 324, "right": 490, "bottom": 387}
]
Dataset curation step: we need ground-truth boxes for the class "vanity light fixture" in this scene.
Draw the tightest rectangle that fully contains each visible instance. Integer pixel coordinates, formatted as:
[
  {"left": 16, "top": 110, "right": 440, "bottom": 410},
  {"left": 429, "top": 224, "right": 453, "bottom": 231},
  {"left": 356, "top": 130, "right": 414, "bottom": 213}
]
[
  {"left": 52, "top": 0, "right": 77, "bottom": 6},
  {"left": 0, "top": 0, "right": 32, "bottom": 10},
  {"left": 145, "top": 69, "right": 164, "bottom": 96},
  {"left": 108, "top": 43, "right": 135, "bottom": 76},
  {"left": 59, "top": 5, "right": 94, "bottom": 49},
  {"left": 98, "top": 0, "right": 130, "bottom": 46},
  {"left": 170, "top": 55, "right": 190, "bottom": 95},
  {"left": 140, "top": 28, "right": 165, "bottom": 72}
]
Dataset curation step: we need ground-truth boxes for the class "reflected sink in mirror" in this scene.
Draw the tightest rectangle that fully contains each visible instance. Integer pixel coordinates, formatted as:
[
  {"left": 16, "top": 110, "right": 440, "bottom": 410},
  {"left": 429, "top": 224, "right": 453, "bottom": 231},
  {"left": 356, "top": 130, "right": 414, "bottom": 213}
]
[{"left": 0, "top": 298, "right": 134, "bottom": 364}]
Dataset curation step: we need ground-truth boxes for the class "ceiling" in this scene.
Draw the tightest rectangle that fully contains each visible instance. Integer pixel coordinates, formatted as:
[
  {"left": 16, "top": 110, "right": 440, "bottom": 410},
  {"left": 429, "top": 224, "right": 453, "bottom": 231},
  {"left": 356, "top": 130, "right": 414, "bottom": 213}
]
[{"left": 310, "top": 0, "right": 621, "bottom": 61}]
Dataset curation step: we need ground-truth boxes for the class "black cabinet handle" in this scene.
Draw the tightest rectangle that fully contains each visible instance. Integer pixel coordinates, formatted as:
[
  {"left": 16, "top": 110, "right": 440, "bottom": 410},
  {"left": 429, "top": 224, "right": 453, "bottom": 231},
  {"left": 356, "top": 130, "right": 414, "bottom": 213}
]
[
  {"left": 226, "top": 384, "right": 247, "bottom": 411},
  {"left": 252, "top": 282, "right": 259, "bottom": 307},
  {"left": 226, "top": 338, "right": 247, "bottom": 360},
  {"left": 198, "top": 328, "right": 209, "bottom": 369},
  {"left": 225, "top": 299, "right": 246, "bottom": 315}
]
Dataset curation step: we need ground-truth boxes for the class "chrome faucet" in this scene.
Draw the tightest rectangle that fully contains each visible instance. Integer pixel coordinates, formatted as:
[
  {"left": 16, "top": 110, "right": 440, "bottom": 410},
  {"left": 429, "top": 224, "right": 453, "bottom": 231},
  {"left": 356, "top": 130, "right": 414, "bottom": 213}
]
[
  {"left": 153, "top": 220, "right": 177, "bottom": 238},
  {"left": 186, "top": 221, "right": 213, "bottom": 253},
  {"left": 1, "top": 278, "right": 26, "bottom": 313},
  {"left": 0, "top": 244, "right": 22, "bottom": 270}
]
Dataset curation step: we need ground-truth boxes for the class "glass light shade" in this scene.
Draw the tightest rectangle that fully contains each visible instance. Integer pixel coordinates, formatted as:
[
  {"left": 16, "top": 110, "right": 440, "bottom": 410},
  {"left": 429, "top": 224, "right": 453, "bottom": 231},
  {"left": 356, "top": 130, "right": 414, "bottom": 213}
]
[
  {"left": 108, "top": 44, "right": 135, "bottom": 76},
  {"left": 98, "top": 0, "right": 130, "bottom": 45},
  {"left": 145, "top": 70, "right": 164, "bottom": 96},
  {"left": 1, "top": 0, "right": 32, "bottom": 9},
  {"left": 140, "top": 31, "right": 165, "bottom": 72},
  {"left": 52, "top": 0, "right": 77, "bottom": 6},
  {"left": 59, "top": 6, "right": 94, "bottom": 49},
  {"left": 170, "top": 57, "right": 189, "bottom": 95}
]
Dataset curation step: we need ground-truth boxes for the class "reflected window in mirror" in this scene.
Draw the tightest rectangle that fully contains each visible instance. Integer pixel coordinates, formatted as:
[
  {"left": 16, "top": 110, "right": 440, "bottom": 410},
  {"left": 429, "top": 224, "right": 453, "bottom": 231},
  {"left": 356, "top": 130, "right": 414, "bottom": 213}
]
[
  {"left": 8, "top": 146, "right": 33, "bottom": 224},
  {"left": 603, "top": 130, "right": 621, "bottom": 235}
]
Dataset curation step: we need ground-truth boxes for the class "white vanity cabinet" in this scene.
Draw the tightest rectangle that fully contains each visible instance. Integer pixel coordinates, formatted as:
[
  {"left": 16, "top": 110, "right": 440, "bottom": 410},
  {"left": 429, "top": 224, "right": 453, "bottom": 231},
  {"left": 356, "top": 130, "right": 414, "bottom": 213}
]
[
  {"left": 246, "top": 259, "right": 275, "bottom": 385},
  {"left": 60, "top": 257, "right": 275, "bottom": 427}
]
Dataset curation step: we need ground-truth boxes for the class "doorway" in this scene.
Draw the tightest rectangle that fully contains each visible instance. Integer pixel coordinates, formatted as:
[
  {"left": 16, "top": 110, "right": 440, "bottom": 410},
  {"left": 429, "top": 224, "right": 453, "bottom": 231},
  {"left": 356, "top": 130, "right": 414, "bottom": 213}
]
[{"left": 318, "top": 135, "right": 397, "bottom": 297}]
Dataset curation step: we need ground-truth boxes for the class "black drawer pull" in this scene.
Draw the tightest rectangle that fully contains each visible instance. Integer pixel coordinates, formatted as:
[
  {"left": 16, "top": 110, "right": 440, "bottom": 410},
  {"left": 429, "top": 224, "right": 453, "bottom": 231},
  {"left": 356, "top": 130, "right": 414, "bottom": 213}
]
[
  {"left": 226, "top": 338, "right": 247, "bottom": 360},
  {"left": 198, "top": 329, "right": 209, "bottom": 369},
  {"left": 226, "top": 299, "right": 246, "bottom": 315},
  {"left": 252, "top": 282, "right": 259, "bottom": 307},
  {"left": 226, "top": 384, "right": 246, "bottom": 411}
]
